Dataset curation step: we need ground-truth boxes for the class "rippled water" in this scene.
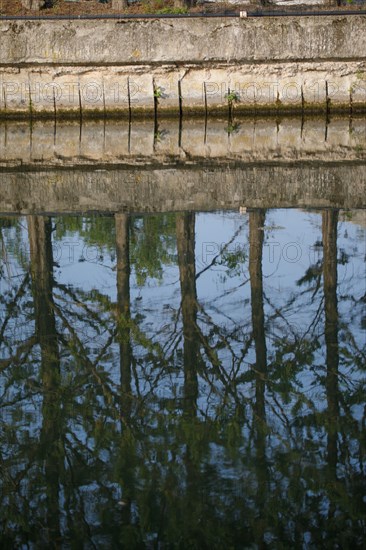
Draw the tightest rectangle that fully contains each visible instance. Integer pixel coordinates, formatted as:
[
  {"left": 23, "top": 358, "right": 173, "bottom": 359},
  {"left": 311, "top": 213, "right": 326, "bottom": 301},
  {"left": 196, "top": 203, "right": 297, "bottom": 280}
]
[{"left": 0, "top": 118, "right": 365, "bottom": 548}]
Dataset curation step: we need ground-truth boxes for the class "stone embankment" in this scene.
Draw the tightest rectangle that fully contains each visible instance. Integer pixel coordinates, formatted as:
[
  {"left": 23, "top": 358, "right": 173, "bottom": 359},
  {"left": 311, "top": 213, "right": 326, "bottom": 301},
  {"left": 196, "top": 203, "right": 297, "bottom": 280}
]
[{"left": 0, "top": 16, "right": 366, "bottom": 117}]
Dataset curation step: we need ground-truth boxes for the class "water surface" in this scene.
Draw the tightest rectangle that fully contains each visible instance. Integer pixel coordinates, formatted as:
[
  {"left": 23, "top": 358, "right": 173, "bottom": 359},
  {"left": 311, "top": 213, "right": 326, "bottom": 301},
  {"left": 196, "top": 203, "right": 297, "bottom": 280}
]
[{"left": 0, "top": 207, "right": 365, "bottom": 547}]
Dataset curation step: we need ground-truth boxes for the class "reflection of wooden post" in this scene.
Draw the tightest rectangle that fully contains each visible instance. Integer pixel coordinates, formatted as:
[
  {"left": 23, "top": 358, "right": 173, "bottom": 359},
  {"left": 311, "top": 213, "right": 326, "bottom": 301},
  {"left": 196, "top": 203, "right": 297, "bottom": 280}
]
[
  {"left": 322, "top": 209, "right": 339, "bottom": 475},
  {"left": 115, "top": 214, "right": 132, "bottom": 408},
  {"left": 176, "top": 212, "right": 198, "bottom": 416},
  {"left": 28, "top": 215, "right": 61, "bottom": 545}
]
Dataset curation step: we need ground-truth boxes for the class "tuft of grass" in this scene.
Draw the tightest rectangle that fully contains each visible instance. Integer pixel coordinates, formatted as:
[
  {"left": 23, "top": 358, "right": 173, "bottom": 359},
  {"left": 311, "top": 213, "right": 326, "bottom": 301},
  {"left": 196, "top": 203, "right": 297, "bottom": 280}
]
[
  {"left": 225, "top": 91, "right": 240, "bottom": 104},
  {"left": 155, "top": 6, "right": 188, "bottom": 13},
  {"left": 141, "top": 0, "right": 187, "bottom": 14}
]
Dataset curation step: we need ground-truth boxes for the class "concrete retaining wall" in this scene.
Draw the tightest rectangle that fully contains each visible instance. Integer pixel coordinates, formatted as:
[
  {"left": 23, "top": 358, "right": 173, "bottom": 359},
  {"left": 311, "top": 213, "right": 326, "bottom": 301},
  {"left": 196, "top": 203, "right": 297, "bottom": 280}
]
[{"left": 1, "top": 16, "right": 366, "bottom": 116}]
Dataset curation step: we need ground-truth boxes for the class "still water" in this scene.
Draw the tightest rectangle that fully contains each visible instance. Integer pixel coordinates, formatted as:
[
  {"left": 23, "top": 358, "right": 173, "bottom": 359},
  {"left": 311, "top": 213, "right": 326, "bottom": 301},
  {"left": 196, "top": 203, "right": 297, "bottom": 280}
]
[
  {"left": 0, "top": 207, "right": 365, "bottom": 547},
  {"left": 1, "top": 114, "right": 366, "bottom": 547}
]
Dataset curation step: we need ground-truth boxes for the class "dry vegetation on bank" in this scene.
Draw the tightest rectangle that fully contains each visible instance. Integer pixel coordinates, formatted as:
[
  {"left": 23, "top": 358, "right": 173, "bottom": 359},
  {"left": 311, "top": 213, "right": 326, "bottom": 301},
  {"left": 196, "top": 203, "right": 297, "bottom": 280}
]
[{"left": 0, "top": 0, "right": 365, "bottom": 17}]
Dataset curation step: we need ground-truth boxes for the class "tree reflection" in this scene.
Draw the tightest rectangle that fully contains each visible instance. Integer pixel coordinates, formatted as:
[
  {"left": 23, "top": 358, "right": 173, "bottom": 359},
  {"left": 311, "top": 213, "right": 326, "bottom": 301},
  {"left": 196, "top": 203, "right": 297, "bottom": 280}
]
[
  {"left": 176, "top": 212, "right": 199, "bottom": 417},
  {"left": 323, "top": 210, "right": 340, "bottom": 478},
  {"left": 116, "top": 213, "right": 132, "bottom": 413},
  {"left": 0, "top": 208, "right": 365, "bottom": 547},
  {"left": 249, "top": 209, "right": 267, "bottom": 432},
  {"left": 249, "top": 209, "right": 269, "bottom": 549},
  {"left": 28, "top": 215, "right": 62, "bottom": 547}
]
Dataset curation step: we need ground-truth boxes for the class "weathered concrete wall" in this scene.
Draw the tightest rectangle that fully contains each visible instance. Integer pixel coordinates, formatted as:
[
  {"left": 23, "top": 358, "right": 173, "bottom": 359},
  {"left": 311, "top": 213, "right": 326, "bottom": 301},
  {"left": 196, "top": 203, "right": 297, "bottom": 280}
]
[
  {"left": 1, "top": 16, "right": 366, "bottom": 116},
  {"left": 3, "top": 17, "right": 365, "bottom": 65}
]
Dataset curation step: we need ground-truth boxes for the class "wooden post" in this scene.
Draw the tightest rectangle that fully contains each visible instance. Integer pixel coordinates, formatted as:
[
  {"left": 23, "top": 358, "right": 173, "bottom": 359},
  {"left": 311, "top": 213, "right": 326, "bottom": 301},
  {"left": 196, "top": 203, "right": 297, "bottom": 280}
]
[
  {"left": 111, "top": 0, "right": 128, "bottom": 10},
  {"left": 21, "top": 0, "right": 42, "bottom": 10}
]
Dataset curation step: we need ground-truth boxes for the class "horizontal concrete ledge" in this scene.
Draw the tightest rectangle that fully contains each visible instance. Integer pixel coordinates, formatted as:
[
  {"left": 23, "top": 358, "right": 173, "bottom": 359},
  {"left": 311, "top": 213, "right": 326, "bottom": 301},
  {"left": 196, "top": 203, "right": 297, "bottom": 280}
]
[
  {"left": 1, "top": 57, "right": 366, "bottom": 69},
  {"left": 1, "top": 117, "right": 365, "bottom": 168},
  {"left": 1, "top": 164, "right": 365, "bottom": 214}
]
